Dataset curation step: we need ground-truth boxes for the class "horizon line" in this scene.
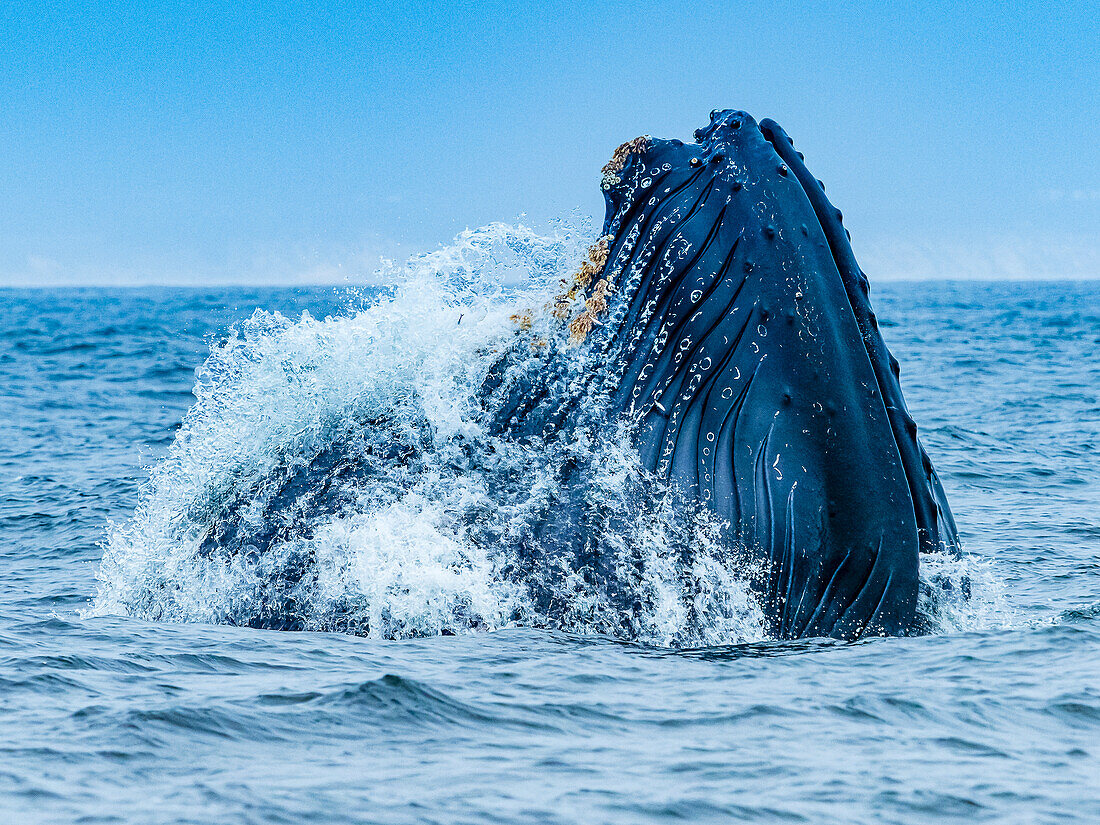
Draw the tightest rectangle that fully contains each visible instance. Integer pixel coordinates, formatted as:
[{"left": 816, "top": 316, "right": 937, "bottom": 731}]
[{"left": 3, "top": 274, "right": 1099, "bottom": 291}]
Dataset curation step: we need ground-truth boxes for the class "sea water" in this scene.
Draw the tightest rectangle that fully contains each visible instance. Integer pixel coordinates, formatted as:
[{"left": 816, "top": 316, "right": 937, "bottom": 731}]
[{"left": 2, "top": 229, "right": 1098, "bottom": 823}]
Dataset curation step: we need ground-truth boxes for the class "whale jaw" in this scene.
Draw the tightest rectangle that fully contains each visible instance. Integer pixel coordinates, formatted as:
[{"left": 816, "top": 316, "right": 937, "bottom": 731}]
[{"left": 584, "top": 109, "right": 958, "bottom": 639}]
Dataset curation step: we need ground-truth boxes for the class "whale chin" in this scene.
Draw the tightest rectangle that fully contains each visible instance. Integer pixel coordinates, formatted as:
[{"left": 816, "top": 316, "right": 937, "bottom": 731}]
[{"left": 495, "top": 108, "right": 961, "bottom": 639}]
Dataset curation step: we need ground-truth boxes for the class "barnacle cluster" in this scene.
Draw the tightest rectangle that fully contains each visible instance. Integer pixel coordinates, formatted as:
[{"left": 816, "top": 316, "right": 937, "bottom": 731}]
[
  {"left": 507, "top": 137, "right": 641, "bottom": 350},
  {"left": 561, "top": 235, "right": 615, "bottom": 345},
  {"left": 600, "top": 135, "right": 650, "bottom": 190},
  {"left": 576, "top": 234, "right": 611, "bottom": 288},
  {"left": 568, "top": 277, "right": 612, "bottom": 344},
  {"left": 508, "top": 310, "right": 533, "bottom": 331},
  {"left": 545, "top": 235, "right": 612, "bottom": 321},
  {"left": 508, "top": 233, "right": 617, "bottom": 348}
]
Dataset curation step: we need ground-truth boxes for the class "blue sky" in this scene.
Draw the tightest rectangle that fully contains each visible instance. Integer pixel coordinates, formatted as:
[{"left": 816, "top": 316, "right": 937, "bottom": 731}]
[{"left": 1, "top": 1, "right": 1096, "bottom": 286}]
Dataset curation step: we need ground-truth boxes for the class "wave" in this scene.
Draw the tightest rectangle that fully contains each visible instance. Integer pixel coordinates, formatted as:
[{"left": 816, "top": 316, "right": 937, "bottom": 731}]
[{"left": 88, "top": 223, "right": 1001, "bottom": 645}]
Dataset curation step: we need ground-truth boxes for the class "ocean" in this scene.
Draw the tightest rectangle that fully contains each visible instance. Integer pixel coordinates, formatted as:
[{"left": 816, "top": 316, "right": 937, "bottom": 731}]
[{"left": 2, "top": 267, "right": 1099, "bottom": 823}]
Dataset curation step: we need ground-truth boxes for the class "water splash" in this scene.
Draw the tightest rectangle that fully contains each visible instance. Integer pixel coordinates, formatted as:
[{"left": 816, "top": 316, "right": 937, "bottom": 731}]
[
  {"left": 89, "top": 222, "right": 1003, "bottom": 645},
  {"left": 89, "top": 223, "right": 766, "bottom": 646},
  {"left": 918, "top": 549, "right": 1013, "bottom": 633}
]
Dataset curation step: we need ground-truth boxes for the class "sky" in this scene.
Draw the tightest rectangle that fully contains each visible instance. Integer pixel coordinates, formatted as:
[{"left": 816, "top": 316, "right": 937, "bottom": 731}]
[{"left": 0, "top": 0, "right": 1096, "bottom": 286}]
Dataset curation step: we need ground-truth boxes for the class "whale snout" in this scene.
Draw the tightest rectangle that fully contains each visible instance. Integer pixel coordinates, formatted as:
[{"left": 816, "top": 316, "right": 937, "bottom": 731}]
[{"left": 694, "top": 109, "right": 755, "bottom": 144}]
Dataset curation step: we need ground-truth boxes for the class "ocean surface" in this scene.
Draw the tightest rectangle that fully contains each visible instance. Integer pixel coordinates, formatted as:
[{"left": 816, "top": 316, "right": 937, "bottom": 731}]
[{"left": 2, "top": 272, "right": 1099, "bottom": 824}]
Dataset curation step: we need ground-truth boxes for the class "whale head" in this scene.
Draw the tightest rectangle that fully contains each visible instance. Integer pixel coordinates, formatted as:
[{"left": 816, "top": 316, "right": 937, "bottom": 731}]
[{"left": 567, "top": 109, "right": 959, "bottom": 639}]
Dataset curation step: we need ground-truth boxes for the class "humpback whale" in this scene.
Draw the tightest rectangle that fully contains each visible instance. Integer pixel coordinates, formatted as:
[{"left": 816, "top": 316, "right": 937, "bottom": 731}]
[
  {"left": 195, "top": 109, "right": 960, "bottom": 640},
  {"left": 485, "top": 109, "right": 960, "bottom": 639}
]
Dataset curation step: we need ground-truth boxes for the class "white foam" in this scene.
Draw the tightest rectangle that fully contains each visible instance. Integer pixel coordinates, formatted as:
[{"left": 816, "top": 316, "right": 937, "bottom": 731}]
[
  {"left": 88, "top": 221, "right": 1002, "bottom": 646},
  {"left": 88, "top": 223, "right": 765, "bottom": 644},
  {"left": 918, "top": 549, "right": 1014, "bottom": 634}
]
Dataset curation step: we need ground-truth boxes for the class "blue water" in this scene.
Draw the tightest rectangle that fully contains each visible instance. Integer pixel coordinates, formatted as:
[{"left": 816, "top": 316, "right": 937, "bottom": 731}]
[{"left": 2, "top": 278, "right": 1099, "bottom": 824}]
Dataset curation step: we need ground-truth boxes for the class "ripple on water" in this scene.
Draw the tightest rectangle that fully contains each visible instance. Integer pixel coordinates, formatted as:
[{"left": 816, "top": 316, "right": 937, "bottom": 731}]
[{"left": 0, "top": 281, "right": 1098, "bottom": 824}]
